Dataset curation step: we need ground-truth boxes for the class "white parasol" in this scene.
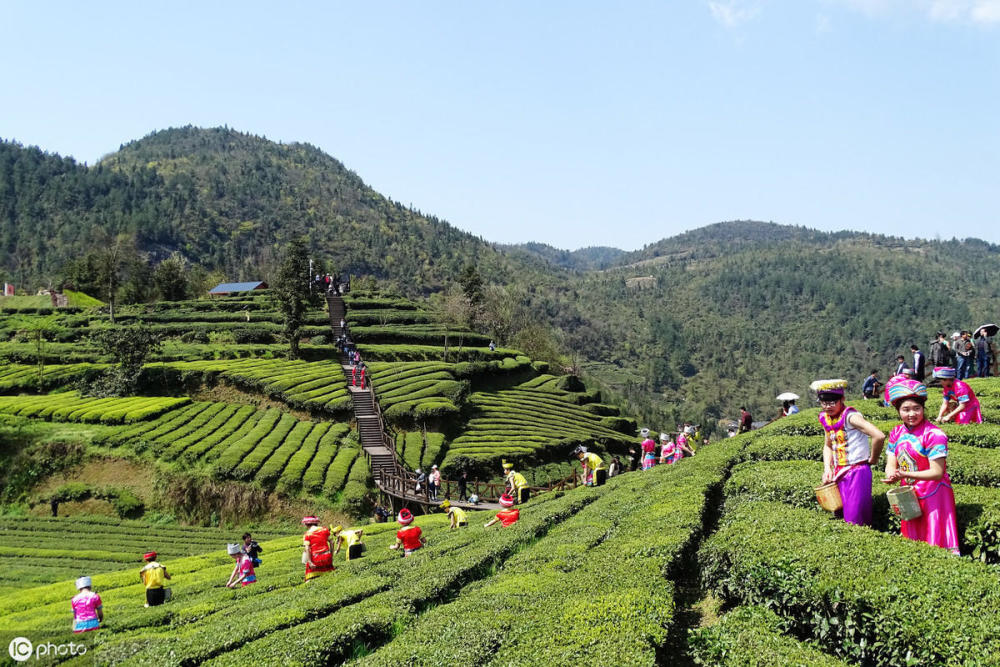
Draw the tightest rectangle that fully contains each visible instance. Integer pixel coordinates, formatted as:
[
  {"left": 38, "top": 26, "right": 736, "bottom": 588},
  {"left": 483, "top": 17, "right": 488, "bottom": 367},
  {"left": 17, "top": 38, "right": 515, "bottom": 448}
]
[{"left": 776, "top": 392, "right": 800, "bottom": 401}]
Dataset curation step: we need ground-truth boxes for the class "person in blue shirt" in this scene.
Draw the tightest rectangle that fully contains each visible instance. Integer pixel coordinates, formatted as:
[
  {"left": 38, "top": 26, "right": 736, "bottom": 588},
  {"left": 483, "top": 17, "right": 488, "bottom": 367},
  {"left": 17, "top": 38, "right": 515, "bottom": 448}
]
[{"left": 862, "top": 370, "right": 882, "bottom": 400}]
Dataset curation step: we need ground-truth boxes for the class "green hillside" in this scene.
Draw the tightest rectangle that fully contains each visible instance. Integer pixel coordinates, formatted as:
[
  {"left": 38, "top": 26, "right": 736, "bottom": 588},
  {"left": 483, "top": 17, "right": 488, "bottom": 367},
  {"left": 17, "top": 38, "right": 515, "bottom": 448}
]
[
  {"left": 0, "top": 288, "right": 633, "bottom": 528},
  {"left": 2, "top": 129, "right": 999, "bottom": 435}
]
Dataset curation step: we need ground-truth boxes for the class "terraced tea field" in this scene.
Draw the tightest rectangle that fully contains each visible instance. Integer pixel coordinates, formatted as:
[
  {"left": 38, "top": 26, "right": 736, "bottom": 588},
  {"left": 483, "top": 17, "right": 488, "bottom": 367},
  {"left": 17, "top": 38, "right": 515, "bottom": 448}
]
[
  {"left": 4, "top": 378, "right": 999, "bottom": 665},
  {"left": 0, "top": 516, "right": 293, "bottom": 590}
]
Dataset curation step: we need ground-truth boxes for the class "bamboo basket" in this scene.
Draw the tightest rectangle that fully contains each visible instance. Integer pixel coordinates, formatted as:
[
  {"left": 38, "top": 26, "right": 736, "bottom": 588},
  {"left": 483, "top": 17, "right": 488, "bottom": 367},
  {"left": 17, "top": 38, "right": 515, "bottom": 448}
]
[{"left": 814, "top": 482, "right": 842, "bottom": 512}]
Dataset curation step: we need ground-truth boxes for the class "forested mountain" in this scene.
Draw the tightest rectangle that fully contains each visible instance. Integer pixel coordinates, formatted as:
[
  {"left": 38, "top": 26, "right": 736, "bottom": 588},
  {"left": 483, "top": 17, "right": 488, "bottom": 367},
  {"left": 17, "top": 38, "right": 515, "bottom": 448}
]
[
  {"left": 2, "top": 127, "right": 998, "bottom": 432},
  {"left": 570, "top": 234, "right": 1000, "bottom": 429},
  {"left": 0, "top": 127, "right": 552, "bottom": 291}
]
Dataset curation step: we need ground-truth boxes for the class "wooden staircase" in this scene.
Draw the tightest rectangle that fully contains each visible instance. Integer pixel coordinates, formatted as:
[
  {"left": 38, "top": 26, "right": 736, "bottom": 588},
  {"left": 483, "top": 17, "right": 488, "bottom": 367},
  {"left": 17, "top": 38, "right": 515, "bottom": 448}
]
[
  {"left": 324, "top": 292, "right": 540, "bottom": 513},
  {"left": 351, "top": 388, "right": 398, "bottom": 483},
  {"left": 327, "top": 294, "right": 346, "bottom": 337},
  {"left": 327, "top": 293, "right": 402, "bottom": 485}
]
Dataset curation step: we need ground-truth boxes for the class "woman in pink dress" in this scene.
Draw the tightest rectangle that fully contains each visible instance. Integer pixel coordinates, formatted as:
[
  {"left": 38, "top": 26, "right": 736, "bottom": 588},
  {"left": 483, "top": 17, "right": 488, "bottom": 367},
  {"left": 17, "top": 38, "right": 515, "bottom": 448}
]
[
  {"left": 675, "top": 430, "right": 695, "bottom": 461},
  {"left": 883, "top": 377, "right": 960, "bottom": 554},
  {"left": 71, "top": 576, "right": 103, "bottom": 633},
  {"left": 658, "top": 433, "right": 675, "bottom": 465},
  {"left": 932, "top": 366, "right": 983, "bottom": 424},
  {"left": 640, "top": 428, "right": 656, "bottom": 470}
]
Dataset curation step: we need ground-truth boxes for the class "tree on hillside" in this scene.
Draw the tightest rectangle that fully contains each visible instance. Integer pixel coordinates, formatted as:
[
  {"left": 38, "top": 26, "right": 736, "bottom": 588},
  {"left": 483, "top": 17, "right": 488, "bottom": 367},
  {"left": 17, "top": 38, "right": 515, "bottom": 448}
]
[
  {"left": 63, "top": 233, "right": 138, "bottom": 322},
  {"left": 429, "top": 286, "right": 471, "bottom": 362},
  {"left": 153, "top": 254, "right": 190, "bottom": 301},
  {"left": 458, "top": 265, "right": 484, "bottom": 325},
  {"left": 480, "top": 284, "right": 524, "bottom": 346},
  {"left": 271, "top": 238, "right": 320, "bottom": 360},
  {"left": 511, "top": 322, "right": 565, "bottom": 371},
  {"left": 8, "top": 315, "right": 66, "bottom": 387},
  {"left": 83, "top": 324, "right": 162, "bottom": 397}
]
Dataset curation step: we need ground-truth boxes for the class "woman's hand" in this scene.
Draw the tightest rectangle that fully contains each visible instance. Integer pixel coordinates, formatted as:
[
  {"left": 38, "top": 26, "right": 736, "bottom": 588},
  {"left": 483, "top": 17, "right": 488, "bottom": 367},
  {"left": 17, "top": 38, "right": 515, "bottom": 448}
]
[
  {"left": 822, "top": 467, "right": 834, "bottom": 484},
  {"left": 882, "top": 469, "right": 902, "bottom": 484}
]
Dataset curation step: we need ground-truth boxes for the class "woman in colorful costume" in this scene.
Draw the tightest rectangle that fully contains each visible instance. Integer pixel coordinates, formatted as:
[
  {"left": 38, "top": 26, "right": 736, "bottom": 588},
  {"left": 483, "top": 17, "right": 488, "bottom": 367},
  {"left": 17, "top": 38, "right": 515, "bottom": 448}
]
[
  {"left": 933, "top": 366, "right": 983, "bottom": 424},
  {"left": 502, "top": 461, "right": 530, "bottom": 504},
  {"left": 302, "top": 516, "right": 335, "bottom": 581},
  {"left": 332, "top": 525, "right": 365, "bottom": 561},
  {"left": 390, "top": 509, "right": 426, "bottom": 556},
  {"left": 640, "top": 428, "right": 656, "bottom": 470},
  {"left": 574, "top": 446, "right": 605, "bottom": 486},
  {"left": 226, "top": 543, "right": 257, "bottom": 587},
  {"left": 659, "top": 433, "right": 676, "bottom": 465},
  {"left": 71, "top": 576, "right": 103, "bottom": 633},
  {"left": 675, "top": 429, "right": 696, "bottom": 460},
  {"left": 485, "top": 495, "right": 520, "bottom": 528},
  {"left": 812, "top": 379, "right": 885, "bottom": 527},
  {"left": 883, "top": 377, "right": 960, "bottom": 554},
  {"left": 139, "top": 551, "right": 170, "bottom": 607},
  {"left": 442, "top": 500, "right": 468, "bottom": 530}
]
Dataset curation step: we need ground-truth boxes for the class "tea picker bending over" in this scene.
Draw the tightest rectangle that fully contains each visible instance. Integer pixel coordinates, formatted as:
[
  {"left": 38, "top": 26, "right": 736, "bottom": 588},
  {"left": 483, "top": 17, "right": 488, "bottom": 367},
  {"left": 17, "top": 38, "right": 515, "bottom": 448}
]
[
  {"left": 502, "top": 461, "right": 530, "bottom": 504},
  {"left": 139, "top": 551, "right": 171, "bottom": 607},
  {"left": 933, "top": 366, "right": 983, "bottom": 424},
  {"left": 441, "top": 500, "right": 468, "bottom": 530},
  {"left": 811, "top": 379, "right": 885, "bottom": 527},
  {"left": 390, "top": 509, "right": 426, "bottom": 556},
  {"left": 226, "top": 543, "right": 257, "bottom": 588},
  {"left": 573, "top": 445, "right": 606, "bottom": 486},
  {"left": 485, "top": 495, "right": 520, "bottom": 528},
  {"left": 333, "top": 525, "right": 365, "bottom": 561}
]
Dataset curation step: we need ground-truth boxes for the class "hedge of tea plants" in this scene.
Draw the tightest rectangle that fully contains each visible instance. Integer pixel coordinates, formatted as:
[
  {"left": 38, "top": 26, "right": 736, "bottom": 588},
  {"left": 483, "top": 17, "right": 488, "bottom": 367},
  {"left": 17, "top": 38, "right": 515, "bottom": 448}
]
[
  {"left": 0, "top": 393, "right": 188, "bottom": 425},
  {"left": 441, "top": 378, "right": 635, "bottom": 474},
  {"left": 88, "top": 401, "right": 354, "bottom": 496},
  {"left": 0, "top": 515, "right": 292, "bottom": 590},
  {"left": 147, "top": 358, "right": 352, "bottom": 417}
]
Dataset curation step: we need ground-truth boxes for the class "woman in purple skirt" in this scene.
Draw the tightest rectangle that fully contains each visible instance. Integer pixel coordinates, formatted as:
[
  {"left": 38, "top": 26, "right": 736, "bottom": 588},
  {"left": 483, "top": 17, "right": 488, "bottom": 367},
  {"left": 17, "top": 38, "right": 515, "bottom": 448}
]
[{"left": 811, "top": 379, "right": 886, "bottom": 527}]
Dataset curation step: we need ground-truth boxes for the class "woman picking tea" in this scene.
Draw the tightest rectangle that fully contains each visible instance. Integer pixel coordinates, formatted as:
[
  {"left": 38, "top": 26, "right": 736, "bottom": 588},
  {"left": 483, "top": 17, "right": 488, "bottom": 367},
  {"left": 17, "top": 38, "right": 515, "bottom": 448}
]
[
  {"left": 812, "top": 379, "right": 885, "bottom": 527},
  {"left": 883, "top": 377, "right": 959, "bottom": 554},
  {"left": 933, "top": 366, "right": 983, "bottom": 424}
]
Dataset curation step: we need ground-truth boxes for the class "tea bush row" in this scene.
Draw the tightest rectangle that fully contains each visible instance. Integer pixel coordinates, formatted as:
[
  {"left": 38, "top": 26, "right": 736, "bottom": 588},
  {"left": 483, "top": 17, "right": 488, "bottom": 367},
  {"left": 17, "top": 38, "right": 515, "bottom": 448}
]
[
  {"left": 700, "top": 500, "right": 1000, "bottom": 665},
  {"left": 0, "top": 393, "right": 188, "bottom": 424},
  {"left": 358, "top": 439, "right": 744, "bottom": 666},
  {"left": 689, "top": 605, "right": 850, "bottom": 667},
  {"left": 35, "top": 493, "right": 576, "bottom": 663},
  {"left": 726, "top": 458, "right": 1000, "bottom": 564}
]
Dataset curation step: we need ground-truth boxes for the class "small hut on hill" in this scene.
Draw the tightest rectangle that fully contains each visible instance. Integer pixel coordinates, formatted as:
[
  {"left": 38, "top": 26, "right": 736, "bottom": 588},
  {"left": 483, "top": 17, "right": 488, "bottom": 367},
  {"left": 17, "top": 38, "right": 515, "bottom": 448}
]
[{"left": 208, "top": 281, "right": 268, "bottom": 296}]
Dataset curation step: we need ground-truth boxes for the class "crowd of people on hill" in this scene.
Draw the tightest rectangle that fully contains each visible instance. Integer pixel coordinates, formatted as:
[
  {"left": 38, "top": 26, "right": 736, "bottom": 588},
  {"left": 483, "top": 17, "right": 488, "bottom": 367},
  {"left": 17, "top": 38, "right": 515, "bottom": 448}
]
[
  {"left": 628, "top": 424, "right": 702, "bottom": 471},
  {"left": 313, "top": 273, "right": 345, "bottom": 295},
  {"left": 885, "top": 329, "right": 997, "bottom": 385}
]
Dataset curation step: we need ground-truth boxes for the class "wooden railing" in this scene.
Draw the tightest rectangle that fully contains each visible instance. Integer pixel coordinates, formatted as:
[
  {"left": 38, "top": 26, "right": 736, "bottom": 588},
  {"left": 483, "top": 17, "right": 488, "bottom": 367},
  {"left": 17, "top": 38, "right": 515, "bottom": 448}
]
[{"left": 375, "top": 467, "right": 583, "bottom": 505}]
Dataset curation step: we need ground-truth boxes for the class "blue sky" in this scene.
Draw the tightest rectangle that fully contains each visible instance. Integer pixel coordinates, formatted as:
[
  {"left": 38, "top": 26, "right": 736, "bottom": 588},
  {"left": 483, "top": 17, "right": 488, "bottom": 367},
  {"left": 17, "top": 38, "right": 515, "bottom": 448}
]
[{"left": 2, "top": 1, "right": 998, "bottom": 250}]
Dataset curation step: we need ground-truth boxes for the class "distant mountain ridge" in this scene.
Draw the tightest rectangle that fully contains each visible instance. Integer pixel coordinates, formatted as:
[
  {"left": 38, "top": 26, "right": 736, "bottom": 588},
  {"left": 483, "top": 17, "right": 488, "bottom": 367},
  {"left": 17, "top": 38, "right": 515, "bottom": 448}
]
[{"left": 502, "top": 242, "right": 627, "bottom": 271}]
